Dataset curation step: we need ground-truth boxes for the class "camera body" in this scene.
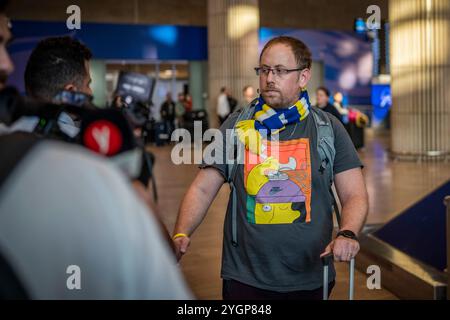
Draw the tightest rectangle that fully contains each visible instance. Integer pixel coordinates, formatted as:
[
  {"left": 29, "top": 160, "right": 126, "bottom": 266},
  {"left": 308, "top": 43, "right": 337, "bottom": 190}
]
[{"left": 0, "top": 87, "right": 151, "bottom": 183}]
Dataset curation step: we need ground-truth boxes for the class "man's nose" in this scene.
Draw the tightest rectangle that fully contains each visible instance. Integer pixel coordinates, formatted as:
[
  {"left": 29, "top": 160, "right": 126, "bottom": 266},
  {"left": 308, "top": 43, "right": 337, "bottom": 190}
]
[{"left": 266, "top": 70, "right": 276, "bottom": 83}]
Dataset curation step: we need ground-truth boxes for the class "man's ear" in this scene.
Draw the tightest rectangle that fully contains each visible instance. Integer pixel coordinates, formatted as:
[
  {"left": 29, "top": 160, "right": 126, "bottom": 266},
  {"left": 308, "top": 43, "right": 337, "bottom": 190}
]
[
  {"left": 63, "top": 84, "right": 78, "bottom": 92},
  {"left": 298, "top": 69, "right": 311, "bottom": 89}
]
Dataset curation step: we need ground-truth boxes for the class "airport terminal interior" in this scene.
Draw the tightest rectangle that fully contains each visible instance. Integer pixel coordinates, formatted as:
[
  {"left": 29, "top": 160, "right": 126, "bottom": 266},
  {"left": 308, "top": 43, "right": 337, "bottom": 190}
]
[{"left": 0, "top": 0, "right": 449, "bottom": 300}]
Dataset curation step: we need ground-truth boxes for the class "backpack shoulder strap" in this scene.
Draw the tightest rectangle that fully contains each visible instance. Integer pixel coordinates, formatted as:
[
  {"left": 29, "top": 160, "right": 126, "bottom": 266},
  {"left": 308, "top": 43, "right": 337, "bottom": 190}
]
[
  {"left": 310, "top": 106, "right": 336, "bottom": 185},
  {"left": 226, "top": 99, "right": 257, "bottom": 184},
  {"left": 310, "top": 107, "right": 342, "bottom": 227},
  {"left": 226, "top": 99, "right": 257, "bottom": 247}
]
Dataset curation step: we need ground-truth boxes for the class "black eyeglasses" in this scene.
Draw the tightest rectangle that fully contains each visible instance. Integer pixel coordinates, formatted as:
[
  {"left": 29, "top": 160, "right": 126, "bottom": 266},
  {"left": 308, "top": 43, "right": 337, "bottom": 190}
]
[{"left": 254, "top": 66, "right": 304, "bottom": 77}]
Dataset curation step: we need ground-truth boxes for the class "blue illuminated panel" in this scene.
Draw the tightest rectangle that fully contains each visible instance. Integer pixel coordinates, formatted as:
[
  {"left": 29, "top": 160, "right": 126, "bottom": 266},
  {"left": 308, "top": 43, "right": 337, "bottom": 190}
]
[{"left": 371, "top": 84, "right": 391, "bottom": 125}]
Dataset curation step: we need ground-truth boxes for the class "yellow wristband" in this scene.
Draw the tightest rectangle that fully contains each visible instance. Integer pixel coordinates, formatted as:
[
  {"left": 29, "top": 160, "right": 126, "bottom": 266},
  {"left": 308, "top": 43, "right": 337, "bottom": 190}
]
[{"left": 173, "top": 233, "right": 188, "bottom": 240}]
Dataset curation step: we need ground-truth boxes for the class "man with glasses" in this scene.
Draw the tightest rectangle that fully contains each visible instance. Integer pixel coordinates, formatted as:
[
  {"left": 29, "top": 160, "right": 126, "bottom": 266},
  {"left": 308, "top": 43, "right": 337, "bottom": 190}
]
[{"left": 173, "top": 36, "right": 368, "bottom": 300}]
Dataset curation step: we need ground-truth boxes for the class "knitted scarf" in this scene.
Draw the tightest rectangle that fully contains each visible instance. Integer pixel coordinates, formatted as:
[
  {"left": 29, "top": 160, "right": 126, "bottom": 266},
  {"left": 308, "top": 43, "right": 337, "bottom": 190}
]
[{"left": 236, "top": 89, "right": 311, "bottom": 154}]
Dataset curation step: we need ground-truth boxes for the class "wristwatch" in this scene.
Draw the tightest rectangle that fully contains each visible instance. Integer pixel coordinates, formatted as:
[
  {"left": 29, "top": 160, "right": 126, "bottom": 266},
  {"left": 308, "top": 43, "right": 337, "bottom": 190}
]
[{"left": 336, "top": 230, "right": 358, "bottom": 241}]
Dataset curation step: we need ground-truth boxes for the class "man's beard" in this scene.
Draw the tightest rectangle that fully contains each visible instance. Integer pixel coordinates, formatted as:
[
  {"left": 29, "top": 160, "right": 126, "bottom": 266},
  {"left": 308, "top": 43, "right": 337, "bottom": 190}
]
[{"left": 261, "top": 90, "right": 288, "bottom": 109}]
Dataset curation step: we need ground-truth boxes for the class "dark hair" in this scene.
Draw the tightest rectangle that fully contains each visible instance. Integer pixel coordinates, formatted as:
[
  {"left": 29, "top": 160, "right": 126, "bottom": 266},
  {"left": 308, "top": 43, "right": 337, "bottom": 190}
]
[
  {"left": 220, "top": 87, "right": 226, "bottom": 93},
  {"left": 24, "top": 36, "right": 92, "bottom": 100},
  {"left": 260, "top": 36, "right": 312, "bottom": 70},
  {"left": 0, "top": 0, "right": 8, "bottom": 13},
  {"left": 317, "top": 86, "right": 330, "bottom": 97}
]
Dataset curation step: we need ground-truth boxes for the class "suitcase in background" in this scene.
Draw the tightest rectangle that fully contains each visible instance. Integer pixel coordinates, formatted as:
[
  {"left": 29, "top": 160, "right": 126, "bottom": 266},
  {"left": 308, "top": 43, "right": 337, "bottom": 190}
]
[{"left": 154, "top": 121, "right": 169, "bottom": 146}]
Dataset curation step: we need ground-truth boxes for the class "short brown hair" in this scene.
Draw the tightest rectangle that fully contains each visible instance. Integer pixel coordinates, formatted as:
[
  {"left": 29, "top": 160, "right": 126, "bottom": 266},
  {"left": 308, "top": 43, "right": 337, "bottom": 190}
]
[{"left": 259, "top": 36, "right": 312, "bottom": 70}]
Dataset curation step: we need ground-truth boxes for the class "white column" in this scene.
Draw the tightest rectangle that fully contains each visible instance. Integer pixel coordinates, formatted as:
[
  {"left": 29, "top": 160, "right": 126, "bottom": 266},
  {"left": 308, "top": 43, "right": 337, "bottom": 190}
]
[{"left": 390, "top": 0, "right": 450, "bottom": 160}]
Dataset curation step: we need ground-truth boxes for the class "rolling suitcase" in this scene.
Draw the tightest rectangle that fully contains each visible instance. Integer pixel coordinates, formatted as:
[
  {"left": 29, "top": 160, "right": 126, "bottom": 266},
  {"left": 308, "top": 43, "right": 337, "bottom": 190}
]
[{"left": 321, "top": 252, "right": 355, "bottom": 300}]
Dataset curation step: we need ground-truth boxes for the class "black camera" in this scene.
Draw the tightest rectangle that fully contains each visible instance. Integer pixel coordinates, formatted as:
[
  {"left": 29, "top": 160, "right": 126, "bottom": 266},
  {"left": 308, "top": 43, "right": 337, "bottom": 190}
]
[{"left": 0, "top": 86, "right": 158, "bottom": 200}]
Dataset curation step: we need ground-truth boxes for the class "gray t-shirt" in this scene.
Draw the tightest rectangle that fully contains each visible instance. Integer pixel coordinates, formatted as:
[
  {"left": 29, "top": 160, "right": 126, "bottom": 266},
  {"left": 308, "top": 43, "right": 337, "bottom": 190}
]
[{"left": 201, "top": 110, "right": 362, "bottom": 292}]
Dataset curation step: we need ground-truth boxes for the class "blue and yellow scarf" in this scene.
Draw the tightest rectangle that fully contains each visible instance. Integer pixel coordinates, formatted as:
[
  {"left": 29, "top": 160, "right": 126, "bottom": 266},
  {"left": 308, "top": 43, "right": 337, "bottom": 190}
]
[{"left": 236, "top": 89, "right": 311, "bottom": 154}]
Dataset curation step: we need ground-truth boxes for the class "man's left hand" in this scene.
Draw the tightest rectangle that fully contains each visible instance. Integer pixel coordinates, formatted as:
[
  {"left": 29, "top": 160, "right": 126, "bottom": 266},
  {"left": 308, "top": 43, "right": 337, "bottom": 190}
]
[{"left": 320, "top": 236, "right": 360, "bottom": 262}]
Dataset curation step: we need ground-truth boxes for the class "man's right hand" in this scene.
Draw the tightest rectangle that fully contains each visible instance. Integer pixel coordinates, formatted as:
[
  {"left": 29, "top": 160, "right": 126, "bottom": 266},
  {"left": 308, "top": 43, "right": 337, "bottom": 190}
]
[
  {"left": 172, "top": 168, "right": 225, "bottom": 262},
  {"left": 173, "top": 236, "right": 191, "bottom": 261}
]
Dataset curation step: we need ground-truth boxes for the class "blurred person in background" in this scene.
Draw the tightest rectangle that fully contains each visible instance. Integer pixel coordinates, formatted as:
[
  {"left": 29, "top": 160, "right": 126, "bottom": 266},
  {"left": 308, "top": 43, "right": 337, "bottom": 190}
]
[
  {"left": 0, "top": 1, "right": 191, "bottom": 299},
  {"left": 315, "top": 86, "right": 343, "bottom": 123},
  {"left": 184, "top": 93, "right": 193, "bottom": 113},
  {"left": 175, "top": 92, "right": 186, "bottom": 129},
  {"left": 216, "top": 86, "right": 230, "bottom": 125},
  {"left": 4, "top": 36, "right": 94, "bottom": 138},
  {"left": 0, "top": 133, "right": 193, "bottom": 299},
  {"left": 233, "top": 85, "right": 256, "bottom": 113},
  {"left": 160, "top": 92, "right": 176, "bottom": 136},
  {"left": 25, "top": 36, "right": 93, "bottom": 101},
  {"left": 243, "top": 85, "right": 255, "bottom": 105},
  {"left": 332, "top": 91, "right": 349, "bottom": 121}
]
